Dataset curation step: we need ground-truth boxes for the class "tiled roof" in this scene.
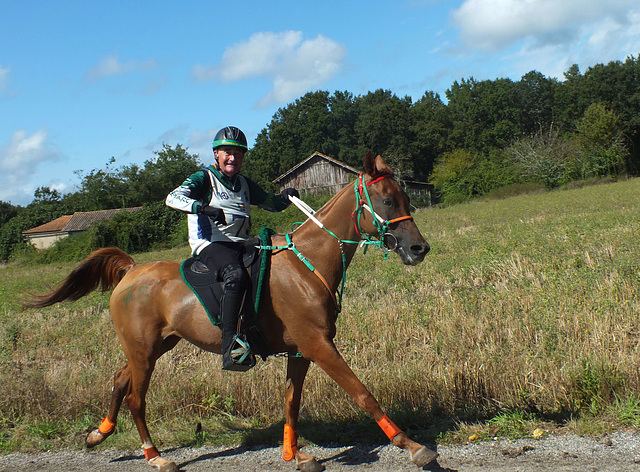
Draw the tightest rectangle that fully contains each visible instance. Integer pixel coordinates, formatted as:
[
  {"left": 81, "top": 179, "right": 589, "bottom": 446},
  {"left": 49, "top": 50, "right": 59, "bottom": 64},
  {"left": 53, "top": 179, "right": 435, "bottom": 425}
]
[
  {"left": 22, "top": 215, "right": 73, "bottom": 234},
  {"left": 22, "top": 207, "right": 143, "bottom": 235}
]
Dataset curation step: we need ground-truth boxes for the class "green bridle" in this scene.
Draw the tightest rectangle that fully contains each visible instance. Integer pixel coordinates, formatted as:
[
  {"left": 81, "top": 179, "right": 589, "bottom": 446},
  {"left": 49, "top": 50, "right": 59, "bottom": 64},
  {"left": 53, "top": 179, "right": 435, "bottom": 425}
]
[
  {"left": 351, "top": 173, "right": 414, "bottom": 250},
  {"left": 264, "top": 173, "right": 414, "bottom": 313}
]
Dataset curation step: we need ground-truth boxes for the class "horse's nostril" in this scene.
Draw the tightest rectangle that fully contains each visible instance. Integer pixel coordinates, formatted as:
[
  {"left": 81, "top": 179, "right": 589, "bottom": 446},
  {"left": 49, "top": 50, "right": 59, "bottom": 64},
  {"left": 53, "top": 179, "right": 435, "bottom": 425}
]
[{"left": 412, "top": 243, "right": 430, "bottom": 255}]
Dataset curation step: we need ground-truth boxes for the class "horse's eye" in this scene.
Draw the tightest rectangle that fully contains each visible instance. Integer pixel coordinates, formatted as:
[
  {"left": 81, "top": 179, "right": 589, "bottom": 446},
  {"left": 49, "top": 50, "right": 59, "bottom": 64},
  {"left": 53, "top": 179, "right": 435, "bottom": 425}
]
[{"left": 382, "top": 198, "right": 394, "bottom": 207}]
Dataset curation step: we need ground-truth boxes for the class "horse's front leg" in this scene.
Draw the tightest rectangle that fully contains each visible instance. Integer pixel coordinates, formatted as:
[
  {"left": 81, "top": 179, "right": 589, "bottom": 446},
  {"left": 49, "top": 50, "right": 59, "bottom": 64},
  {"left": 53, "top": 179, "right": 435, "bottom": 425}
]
[
  {"left": 304, "top": 339, "right": 438, "bottom": 468},
  {"left": 283, "top": 356, "right": 325, "bottom": 472}
]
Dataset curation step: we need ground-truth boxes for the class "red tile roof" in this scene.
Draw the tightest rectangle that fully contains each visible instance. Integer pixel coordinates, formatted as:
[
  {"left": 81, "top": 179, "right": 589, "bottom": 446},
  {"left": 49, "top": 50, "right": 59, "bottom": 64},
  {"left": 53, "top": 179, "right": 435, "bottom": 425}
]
[
  {"left": 22, "top": 215, "right": 73, "bottom": 234},
  {"left": 22, "top": 207, "right": 142, "bottom": 235}
]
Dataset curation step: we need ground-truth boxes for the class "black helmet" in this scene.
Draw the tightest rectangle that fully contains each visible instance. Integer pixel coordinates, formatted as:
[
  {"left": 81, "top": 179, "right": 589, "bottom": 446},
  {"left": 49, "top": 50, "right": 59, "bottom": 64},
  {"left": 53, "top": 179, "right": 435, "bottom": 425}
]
[{"left": 212, "top": 126, "right": 248, "bottom": 151}]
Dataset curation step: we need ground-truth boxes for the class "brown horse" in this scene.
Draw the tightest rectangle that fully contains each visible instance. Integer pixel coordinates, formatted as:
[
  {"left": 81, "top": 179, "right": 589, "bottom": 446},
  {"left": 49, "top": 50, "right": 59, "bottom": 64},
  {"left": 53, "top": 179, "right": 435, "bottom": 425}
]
[{"left": 24, "top": 152, "right": 436, "bottom": 472}]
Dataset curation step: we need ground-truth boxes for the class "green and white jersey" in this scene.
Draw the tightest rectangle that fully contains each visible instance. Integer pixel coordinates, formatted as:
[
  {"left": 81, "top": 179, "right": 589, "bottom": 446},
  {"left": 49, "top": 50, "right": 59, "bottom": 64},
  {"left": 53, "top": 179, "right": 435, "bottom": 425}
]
[{"left": 166, "top": 165, "right": 288, "bottom": 255}]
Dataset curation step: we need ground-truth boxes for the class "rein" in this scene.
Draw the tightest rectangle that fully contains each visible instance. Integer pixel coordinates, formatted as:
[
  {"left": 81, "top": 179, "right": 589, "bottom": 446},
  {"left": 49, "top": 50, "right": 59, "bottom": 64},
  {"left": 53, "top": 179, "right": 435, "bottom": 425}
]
[{"left": 260, "top": 174, "right": 413, "bottom": 313}]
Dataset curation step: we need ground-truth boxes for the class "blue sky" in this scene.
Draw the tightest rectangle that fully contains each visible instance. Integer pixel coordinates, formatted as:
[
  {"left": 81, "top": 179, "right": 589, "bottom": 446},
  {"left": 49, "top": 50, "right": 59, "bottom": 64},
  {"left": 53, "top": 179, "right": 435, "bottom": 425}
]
[{"left": 1, "top": 1, "right": 639, "bottom": 206}]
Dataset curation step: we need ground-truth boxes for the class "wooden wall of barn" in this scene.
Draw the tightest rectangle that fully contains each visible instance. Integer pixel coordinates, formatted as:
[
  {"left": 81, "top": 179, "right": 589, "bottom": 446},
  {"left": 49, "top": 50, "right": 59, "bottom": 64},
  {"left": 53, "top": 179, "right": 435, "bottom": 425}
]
[{"left": 277, "top": 158, "right": 358, "bottom": 195}]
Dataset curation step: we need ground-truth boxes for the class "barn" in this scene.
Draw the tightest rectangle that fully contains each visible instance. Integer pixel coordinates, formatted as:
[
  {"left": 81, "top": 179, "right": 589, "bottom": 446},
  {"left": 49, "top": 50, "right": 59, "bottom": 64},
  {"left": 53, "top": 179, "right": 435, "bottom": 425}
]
[
  {"left": 22, "top": 207, "right": 142, "bottom": 250},
  {"left": 272, "top": 152, "right": 361, "bottom": 195},
  {"left": 273, "top": 151, "right": 433, "bottom": 206}
]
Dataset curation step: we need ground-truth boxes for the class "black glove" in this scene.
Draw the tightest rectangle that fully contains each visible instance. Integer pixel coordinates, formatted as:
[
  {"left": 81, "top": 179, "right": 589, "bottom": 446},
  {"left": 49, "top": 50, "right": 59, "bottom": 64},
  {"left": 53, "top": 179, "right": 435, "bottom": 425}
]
[
  {"left": 198, "top": 205, "right": 226, "bottom": 224},
  {"left": 280, "top": 187, "right": 300, "bottom": 202}
]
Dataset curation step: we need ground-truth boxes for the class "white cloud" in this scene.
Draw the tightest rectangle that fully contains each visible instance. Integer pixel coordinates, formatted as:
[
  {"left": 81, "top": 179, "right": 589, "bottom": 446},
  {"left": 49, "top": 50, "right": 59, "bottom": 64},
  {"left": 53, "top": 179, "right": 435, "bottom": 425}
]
[
  {"left": 0, "top": 129, "right": 60, "bottom": 204},
  {"left": 85, "top": 54, "right": 157, "bottom": 82},
  {"left": 193, "top": 31, "right": 346, "bottom": 108},
  {"left": 452, "top": 0, "right": 640, "bottom": 51}
]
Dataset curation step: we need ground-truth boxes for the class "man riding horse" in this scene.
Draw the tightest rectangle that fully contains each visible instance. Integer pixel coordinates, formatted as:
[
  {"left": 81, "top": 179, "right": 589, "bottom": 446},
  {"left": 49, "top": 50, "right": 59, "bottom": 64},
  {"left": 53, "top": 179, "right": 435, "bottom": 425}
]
[{"left": 165, "top": 126, "right": 299, "bottom": 370}]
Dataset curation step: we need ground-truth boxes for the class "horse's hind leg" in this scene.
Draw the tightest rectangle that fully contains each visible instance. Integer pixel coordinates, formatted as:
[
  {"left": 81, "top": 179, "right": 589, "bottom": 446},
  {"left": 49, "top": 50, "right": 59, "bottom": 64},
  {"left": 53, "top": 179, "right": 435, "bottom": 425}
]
[
  {"left": 86, "top": 364, "right": 131, "bottom": 447},
  {"left": 125, "top": 336, "right": 181, "bottom": 472},
  {"left": 282, "top": 357, "right": 324, "bottom": 472},
  {"left": 87, "top": 333, "right": 180, "bottom": 472}
]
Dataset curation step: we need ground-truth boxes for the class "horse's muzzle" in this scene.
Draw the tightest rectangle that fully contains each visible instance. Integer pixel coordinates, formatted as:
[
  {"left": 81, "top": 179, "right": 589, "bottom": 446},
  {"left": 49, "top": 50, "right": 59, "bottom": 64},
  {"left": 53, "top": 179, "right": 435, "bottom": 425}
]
[{"left": 396, "top": 241, "right": 429, "bottom": 265}]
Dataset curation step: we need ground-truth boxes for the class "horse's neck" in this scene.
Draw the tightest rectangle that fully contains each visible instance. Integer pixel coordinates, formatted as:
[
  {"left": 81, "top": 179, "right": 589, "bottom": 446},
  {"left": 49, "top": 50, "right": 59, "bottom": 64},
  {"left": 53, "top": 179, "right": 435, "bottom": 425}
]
[{"left": 291, "top": 185, "right": 361, "bottom": 288}]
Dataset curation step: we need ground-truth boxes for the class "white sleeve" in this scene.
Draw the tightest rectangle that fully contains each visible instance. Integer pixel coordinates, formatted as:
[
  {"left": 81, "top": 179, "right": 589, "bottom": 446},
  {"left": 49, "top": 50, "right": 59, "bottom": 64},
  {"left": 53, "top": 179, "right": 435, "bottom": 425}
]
[{"left": 166, "top": 186, "right": 199, "bottom": 213}]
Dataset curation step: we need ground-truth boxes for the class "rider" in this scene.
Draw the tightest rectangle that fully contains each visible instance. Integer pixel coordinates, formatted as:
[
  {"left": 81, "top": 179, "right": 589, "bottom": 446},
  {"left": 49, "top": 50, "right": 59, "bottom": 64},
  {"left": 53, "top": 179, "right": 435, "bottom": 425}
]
[{"left": 166, "top": 126, "right": 299, "bottom": 371}]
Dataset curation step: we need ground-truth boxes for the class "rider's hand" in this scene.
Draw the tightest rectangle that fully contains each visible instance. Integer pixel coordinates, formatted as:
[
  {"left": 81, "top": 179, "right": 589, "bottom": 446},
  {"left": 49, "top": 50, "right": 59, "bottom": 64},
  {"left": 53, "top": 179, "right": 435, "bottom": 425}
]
[
  {"left": 280, "top": 188, "right": 300, "bottom": 202},
  {"left": 199, "top": 205, "right": 226, "bottom": 224}
]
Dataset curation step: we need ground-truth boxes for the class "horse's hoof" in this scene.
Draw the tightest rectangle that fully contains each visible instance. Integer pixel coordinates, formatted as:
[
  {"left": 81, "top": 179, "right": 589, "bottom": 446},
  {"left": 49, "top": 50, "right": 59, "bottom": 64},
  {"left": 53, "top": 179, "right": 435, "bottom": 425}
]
[
  {"left": 298, "top": 457, "right": 325, "bottom": 472},
  {"left": 85, "top": 429, "right": 107, "bottom": 448},
  {"left": 148, "top": 456, "right": 179, "bottom": 472},
  {"left": 159, "top": 463, "right": 179, "bottom": 472},
  {"left": 410, "top": 446, "right": 438, "bottom": 467}
]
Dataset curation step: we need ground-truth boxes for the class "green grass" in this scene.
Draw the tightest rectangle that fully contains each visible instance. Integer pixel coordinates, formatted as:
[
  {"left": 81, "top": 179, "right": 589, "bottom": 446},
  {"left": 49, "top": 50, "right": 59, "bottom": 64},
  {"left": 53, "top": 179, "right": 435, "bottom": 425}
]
[{"left": 1, "top": 178, "right": 640, "bottom": 452}]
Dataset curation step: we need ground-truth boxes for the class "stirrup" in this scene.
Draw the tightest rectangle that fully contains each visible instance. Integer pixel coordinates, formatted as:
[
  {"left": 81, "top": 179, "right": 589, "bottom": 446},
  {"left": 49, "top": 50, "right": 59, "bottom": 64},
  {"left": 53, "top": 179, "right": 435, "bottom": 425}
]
[
  {"left": 223, "top": 335, "right": 256, "bottom": 372},
  {"left": 231, "top": 336, "right": 253, "bottom": 364}
]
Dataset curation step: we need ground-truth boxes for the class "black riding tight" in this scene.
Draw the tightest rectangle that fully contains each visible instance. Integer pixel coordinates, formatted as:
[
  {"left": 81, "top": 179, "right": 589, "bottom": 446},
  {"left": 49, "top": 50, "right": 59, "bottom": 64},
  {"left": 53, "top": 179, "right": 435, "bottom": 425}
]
[{"left": 198, "top": 242, "right": 250, "bottom": 343}]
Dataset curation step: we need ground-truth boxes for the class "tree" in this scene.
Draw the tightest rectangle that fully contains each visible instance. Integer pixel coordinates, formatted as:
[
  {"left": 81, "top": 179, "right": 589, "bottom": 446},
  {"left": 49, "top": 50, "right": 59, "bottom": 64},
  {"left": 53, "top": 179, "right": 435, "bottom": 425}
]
[
  {"left": 33, "top": 186, "right": 62, "bottom": 203},
  {"left": 353, "top": 89, "right": 415, "bottom": 177},
  {"left": 246, "top": 91, "right": 339, "bottom": 189},
  {"left": 517, "top": 71, "right": 558, "bottom": 135},
  {"left": 127, "top": 143, "right": 202, "bottom": 205},
  {"left": 429, "top": 148, "right": 478, "bottom": 204},
  {"left": 0, "top": 201, "right": 19, "bottom": 227},
  {"left": 574, "top": 103, "right": 628, "bottom": 178},
  {"left": 410, "top": 91, "right": 450, "bottom": 180},
  {"left": 446, "top": 77, "right": 523, "bottom": 151},
  {"left": 508, "top": 125, "right": 578, "bottom": 188}
]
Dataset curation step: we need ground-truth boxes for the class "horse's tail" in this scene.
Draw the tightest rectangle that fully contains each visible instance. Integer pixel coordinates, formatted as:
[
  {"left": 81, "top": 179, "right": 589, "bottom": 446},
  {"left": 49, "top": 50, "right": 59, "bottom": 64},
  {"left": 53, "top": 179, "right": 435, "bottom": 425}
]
[{"left": 23, "top": 247, "right": 136, "bottom": 309}]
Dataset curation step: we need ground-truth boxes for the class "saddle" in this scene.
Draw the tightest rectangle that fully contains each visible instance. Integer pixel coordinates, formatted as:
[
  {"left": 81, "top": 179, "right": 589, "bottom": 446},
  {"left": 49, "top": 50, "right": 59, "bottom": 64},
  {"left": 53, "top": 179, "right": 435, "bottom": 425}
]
[{"left": 179, "top": 228, "right": 276, "bottom": 359}]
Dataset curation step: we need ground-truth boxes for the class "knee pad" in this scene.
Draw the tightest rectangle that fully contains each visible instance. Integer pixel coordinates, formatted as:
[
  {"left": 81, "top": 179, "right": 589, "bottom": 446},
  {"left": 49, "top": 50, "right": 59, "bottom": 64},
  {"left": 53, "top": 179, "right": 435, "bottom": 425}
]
[{"left": 221, "top": 263, "right": 248, "bottom": 291}]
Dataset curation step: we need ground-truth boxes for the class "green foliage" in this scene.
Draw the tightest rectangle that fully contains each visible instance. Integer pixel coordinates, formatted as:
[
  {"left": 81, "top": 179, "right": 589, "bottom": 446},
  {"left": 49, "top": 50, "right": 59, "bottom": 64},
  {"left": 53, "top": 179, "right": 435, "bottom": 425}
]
[
  {"left": 508, "top": 125, "right": 578, "bottom": 188},
  {"left": 429, "top": 149, "right": 478, "bottom": 204},
  {"left": 0, "top": 201, "right": 20, "bottom": 227},
  {"left": 574, "top": 103, "right": 628, "bottom": 179},
  {"left": 4, "top": 59, "right": 640, "bottom": 263},
  {"left": 88, "top": 202, "right": 184, "bottom": 254}
]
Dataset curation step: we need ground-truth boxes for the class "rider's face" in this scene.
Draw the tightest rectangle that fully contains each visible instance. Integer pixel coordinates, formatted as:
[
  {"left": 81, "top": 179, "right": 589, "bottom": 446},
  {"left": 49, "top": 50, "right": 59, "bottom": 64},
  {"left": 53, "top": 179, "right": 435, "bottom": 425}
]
[{"left": 215, "top": 146, "right": 245, "bottom": 177}]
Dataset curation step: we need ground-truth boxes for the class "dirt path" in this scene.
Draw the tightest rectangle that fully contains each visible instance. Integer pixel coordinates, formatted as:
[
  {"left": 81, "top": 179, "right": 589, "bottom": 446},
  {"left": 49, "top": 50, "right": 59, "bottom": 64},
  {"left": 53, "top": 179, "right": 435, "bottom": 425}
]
[{"left": 2, "top": 431, "right": 640, "bottom": 471}]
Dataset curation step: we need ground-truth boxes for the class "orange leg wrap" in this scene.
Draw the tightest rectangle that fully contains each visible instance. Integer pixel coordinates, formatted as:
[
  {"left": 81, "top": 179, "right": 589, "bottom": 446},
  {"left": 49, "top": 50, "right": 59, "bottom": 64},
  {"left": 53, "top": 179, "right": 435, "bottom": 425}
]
[
  {"left": 282, "top": 423, "right": 298, "bottom": 462},
  {"left": 144, "top": 446, "right": 160, "bottom": 461},
  {"left": 377, "top": 414, "right": 402, "bottom": 440},
  {"left": 98, "top": 416, "right": 116, "bottom": 435}
]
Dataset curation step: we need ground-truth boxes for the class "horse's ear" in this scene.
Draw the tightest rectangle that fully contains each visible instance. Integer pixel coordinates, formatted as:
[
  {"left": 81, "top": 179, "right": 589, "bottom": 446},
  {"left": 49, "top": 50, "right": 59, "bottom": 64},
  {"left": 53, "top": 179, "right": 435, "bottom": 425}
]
[
  {"left": 374, "top": 155, "right": 393, "bottom": 176},
  {"left": 364, "top": 151, "right": 375, "bottom": 176},
  {"left": 364, "top": 152, "right": 393, "bottom": 177}
]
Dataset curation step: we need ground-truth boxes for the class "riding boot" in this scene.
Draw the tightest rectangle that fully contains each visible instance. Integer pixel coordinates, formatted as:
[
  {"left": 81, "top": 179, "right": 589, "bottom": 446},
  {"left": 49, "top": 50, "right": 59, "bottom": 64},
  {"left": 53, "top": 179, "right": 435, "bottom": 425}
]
[{"left": 220, "top": 278, "right": 255, "bottom": 371}]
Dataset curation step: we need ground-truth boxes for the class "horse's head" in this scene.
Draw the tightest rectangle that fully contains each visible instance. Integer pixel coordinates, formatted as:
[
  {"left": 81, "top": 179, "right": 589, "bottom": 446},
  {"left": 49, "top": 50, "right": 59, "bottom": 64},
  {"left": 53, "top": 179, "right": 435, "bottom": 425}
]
[{"left": 353, "top": 152, "right": 430, "bottom": 266}]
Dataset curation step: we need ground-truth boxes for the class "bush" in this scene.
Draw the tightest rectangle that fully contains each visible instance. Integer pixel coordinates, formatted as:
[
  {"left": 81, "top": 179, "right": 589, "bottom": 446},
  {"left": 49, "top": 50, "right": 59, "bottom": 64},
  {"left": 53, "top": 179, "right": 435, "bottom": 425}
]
[{"left": 89, "top": 202, "right": 183, "bottom": 253}]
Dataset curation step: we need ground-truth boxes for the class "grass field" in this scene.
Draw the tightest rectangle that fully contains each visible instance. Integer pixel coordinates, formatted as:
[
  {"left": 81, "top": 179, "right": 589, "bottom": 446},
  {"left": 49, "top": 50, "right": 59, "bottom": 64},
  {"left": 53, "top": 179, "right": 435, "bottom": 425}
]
[{"left": 1, "top": 178, "right": 639, "bottom": 452}]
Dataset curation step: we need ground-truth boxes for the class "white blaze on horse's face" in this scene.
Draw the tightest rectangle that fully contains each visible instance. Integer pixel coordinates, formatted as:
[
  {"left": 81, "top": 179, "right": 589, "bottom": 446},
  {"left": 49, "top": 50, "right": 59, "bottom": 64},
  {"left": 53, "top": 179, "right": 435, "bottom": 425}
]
[{"left": 371, "top": 181, "right": 430, "bottom": 266}]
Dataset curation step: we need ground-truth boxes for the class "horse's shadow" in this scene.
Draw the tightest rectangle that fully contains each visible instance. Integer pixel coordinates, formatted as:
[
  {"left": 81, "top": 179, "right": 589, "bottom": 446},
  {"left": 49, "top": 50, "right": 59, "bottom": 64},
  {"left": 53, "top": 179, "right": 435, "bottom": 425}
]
[
  {"left": 109, "top": 444, "right": 456, "bottom": 471},
  {"left": 130, "top": 419, "right": 459, "bottom": 471}
]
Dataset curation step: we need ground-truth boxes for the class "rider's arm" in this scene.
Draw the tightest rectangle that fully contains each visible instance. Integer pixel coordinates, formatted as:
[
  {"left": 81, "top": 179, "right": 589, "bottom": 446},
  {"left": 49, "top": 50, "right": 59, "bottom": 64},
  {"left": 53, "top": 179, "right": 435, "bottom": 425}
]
[
  {"left": 245, "top": 177, "right": 291, "bottom": 212},
  {"left": 165, "top": 170, "right": 209, "bottom": 214}
]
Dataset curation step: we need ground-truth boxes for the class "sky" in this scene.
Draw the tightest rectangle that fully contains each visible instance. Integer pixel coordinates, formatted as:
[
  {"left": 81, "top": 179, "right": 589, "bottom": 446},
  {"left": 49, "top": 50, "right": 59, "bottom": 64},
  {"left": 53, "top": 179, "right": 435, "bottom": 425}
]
[{"left": 1, "top": 1, "right": 639, "bottom": 207}]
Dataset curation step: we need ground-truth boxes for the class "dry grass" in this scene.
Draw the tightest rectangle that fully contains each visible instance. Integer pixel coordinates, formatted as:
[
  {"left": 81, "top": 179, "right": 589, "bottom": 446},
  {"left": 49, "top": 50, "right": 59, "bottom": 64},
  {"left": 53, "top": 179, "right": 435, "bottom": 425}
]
[{"left": 1, "top": 178, "right": 639, "bottom": 451}]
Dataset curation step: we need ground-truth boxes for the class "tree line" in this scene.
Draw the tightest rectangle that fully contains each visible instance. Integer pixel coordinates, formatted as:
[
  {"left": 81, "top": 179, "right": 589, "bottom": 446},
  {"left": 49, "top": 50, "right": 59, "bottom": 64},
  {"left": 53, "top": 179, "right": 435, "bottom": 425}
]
[{"left": 1, "top": 56, "right": 639, "bottom": 262}]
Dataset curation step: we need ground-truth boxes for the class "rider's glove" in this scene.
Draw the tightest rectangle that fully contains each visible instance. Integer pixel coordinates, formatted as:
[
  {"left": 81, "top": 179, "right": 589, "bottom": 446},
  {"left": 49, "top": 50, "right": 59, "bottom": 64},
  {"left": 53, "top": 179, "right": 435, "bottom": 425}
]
[
  {"left": 198, "top": 205, "right": 226, "bottom": 224},
  {"left": 280, "top": 188, "right": 300, "bottom": 202}
]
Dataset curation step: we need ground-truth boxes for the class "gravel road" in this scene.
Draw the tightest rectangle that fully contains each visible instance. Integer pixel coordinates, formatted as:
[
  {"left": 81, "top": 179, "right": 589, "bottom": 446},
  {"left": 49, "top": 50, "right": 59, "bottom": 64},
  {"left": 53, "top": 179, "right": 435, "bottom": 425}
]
[{"left": 2, "top": 431, "right": 640, "bottom": 472}]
